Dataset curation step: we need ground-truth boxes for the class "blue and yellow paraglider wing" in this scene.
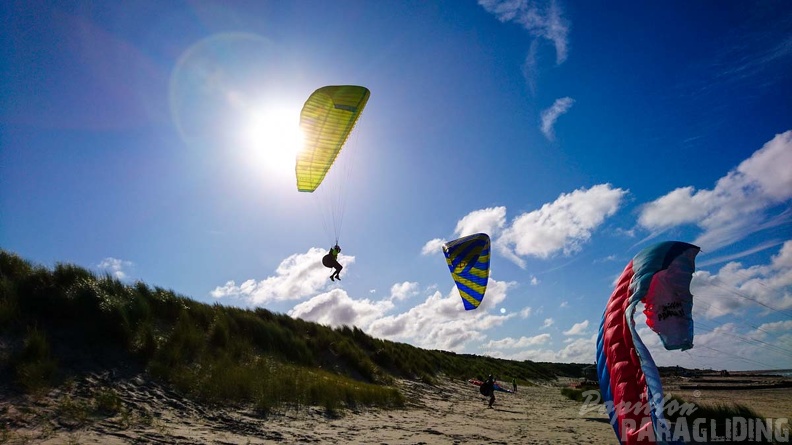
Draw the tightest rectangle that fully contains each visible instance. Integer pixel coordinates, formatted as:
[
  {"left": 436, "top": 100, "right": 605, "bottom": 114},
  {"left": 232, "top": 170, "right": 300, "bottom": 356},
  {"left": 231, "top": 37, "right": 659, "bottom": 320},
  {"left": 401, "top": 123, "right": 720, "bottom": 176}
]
[
  {"left": 442, "top": 233, "right": 490, "bottom": 310},
  {"left": 296, "top": 85, "right": 370, "bottom": 193}
]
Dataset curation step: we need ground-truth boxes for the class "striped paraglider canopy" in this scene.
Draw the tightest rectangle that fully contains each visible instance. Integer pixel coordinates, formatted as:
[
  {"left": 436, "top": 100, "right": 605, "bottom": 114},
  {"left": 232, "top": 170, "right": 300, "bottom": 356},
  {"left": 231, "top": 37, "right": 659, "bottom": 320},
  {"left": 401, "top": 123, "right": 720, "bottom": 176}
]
[{"left": 442, "top": 233, "right": 491, "bottom": 310}]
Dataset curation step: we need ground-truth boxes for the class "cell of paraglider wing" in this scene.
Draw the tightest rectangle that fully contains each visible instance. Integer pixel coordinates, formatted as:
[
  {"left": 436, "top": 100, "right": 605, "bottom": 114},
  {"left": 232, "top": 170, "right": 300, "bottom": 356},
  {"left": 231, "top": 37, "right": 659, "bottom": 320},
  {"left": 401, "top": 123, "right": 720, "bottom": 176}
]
[
  {"left": 596, "top": 241, "right": 699, "bottom": 445},
  {"left": 442, "top": 233, "right": 490, "bottom": 310},
  {"left": 296, "top": 85, "right": 370, "bottom": 192}
]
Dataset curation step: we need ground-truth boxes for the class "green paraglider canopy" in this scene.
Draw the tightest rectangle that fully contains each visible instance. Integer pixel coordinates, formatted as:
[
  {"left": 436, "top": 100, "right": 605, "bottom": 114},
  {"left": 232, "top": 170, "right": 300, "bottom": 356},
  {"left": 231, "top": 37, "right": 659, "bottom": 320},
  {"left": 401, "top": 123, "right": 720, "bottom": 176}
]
[{"left": 296, "top": 85, "right": 370, "bottom": 193}]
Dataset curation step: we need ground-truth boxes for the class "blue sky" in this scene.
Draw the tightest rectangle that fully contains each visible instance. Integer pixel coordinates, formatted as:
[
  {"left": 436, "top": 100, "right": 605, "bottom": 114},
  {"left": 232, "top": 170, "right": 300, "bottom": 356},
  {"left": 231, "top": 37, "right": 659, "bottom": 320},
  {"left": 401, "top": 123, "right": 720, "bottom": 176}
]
[{"left": 2, "top": 0, "right": 791, "bottom": 371}]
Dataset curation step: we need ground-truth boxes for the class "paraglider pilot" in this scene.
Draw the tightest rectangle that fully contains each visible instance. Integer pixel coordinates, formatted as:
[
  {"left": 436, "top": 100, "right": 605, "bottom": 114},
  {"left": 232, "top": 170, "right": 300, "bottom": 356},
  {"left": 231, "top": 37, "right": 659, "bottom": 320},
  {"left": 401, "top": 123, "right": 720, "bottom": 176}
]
[
  {"left": 481, "top": 374, "right": 496, "bottom": 408},
  {"left": 323, "top": 245, "right": 343, "bottom": 281}
]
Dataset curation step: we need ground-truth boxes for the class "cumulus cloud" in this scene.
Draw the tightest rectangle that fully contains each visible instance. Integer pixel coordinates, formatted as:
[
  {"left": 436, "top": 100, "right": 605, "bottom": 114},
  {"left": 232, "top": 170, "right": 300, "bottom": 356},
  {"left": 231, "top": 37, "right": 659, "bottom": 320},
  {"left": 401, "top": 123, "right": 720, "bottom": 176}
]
[
  {"left": 97, "top": 257, "right": 133, "bottom": 280},
  {"left": 542, "top": 318, "right": 554, "bottom": 328},
  {"left": 366, "top": 279, "right": 517, "bottom": 351},
  {"left": 642, "top": 323, "right": 792, "bottom": 371},
  {"left": 519, "top": 307, "right": 533, "bottom": 318},
  {"left": 497, "top": 184, "right": 627, "bottom": 267},
  {"left": 488, "top": 334, "right": 597, "bottom": 364},
  {"left": 453, "top": 206, "right": 507, "bottom": 238},
  {"left": 390, "top": 281, "right": 420, "bottom": 301},
  {"left": 421, "top": 238, "right": 447, "bottom": 256},
  {"left": 691, "top": 240, "right": 792, "bottom": 319},
  {"left": 288, "top": 288, "right": 393, "bottom": 328},
  {"left": 540, "top": 97, "right": 574, "bottom": 140},
  {"left": 638, "top": 131, "right": 792, "bottom": 251},
  {"left": 478, "top": 0, "right": 570, "bottom": 64},
  {"left": 485, "top": 334, "right": 551, "bottom": 349},
  {"left": 563, "top": 320, "right": 589, "bottom": 336},
  {"left": 279, "top": 276, "right": 517, "bottom": 352},
  {"left": 210, "top": 247, "right": 355, "bottom": 305},
  {"left": 425, "top": 185, "right": 625, "bottom": 268}
]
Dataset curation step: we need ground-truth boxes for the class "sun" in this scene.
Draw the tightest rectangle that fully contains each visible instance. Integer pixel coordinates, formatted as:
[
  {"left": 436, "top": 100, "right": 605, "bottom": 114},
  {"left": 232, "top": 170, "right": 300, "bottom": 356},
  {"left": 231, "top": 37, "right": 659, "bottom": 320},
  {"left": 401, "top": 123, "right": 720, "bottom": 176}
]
[{"left": 242, "top": 105, "right": 304, "bottom": 177}]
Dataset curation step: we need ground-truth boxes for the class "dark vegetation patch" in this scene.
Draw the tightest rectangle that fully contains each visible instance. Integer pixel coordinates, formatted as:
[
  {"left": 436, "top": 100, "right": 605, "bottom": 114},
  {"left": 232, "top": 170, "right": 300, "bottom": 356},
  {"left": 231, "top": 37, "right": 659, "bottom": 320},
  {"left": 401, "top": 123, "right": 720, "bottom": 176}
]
[{"left": 0, "top": 249, "right": 587, "bottom": 412}]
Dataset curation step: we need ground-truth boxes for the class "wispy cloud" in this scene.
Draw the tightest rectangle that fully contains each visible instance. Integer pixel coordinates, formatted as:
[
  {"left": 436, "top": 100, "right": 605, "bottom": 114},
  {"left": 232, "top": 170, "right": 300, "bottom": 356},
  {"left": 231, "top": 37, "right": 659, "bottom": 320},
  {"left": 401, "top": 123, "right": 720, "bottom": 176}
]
[
  {"left": 479, "top": 0, "right": 570, "bottom": 92},
  {"left": 540, "top": 97, "right": 574, "bottom": 140},
  {"left": 478, "top": 0, "right": 570, "bottom": 64},
  {"left": 563, "top": 320, "right": 589, "bottom": 336},
  {"left": 638, "top": 131, "right": 792, "bottom": 251}
]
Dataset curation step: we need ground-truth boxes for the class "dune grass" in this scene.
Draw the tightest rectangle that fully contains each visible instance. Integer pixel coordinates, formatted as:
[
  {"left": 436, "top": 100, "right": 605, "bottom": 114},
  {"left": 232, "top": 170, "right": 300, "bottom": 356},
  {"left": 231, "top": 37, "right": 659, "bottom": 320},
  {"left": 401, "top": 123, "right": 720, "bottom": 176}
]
[{"left": 0, "top": 249, "right": 582, "bottom": 412}]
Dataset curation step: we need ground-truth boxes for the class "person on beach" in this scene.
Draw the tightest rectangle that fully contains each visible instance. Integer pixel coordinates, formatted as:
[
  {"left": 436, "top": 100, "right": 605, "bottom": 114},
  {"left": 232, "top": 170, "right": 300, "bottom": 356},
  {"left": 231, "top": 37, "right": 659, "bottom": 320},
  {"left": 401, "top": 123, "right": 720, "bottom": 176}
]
[
  {"left": 481, "top": 374, "right": 496, "bottom": 408},
  {"left": 512, "top": 378, "right": 517, "bottom": 392}
]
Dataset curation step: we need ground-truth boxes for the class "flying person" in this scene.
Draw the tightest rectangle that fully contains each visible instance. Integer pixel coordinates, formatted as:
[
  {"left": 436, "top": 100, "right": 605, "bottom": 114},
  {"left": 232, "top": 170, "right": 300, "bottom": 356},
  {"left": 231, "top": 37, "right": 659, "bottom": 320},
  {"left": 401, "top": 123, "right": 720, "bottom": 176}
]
[{"left": 322, "top": 244, "right": 343, "bottom": 281}]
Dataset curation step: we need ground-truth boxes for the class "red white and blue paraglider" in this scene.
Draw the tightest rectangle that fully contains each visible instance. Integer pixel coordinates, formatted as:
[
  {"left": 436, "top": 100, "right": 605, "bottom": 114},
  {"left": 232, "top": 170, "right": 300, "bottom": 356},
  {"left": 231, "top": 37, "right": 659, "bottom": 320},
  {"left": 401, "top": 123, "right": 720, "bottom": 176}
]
[{"left": 596, "top": 241, "right": 700, "bottom": 444}]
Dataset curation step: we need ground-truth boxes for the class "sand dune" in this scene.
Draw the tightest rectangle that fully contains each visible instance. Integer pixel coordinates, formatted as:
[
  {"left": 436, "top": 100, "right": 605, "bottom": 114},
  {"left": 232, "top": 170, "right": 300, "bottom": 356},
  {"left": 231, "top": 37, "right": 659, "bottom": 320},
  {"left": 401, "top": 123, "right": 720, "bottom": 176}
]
[{"left": 2, "top": 374, "right": 789, "bottom": 444}]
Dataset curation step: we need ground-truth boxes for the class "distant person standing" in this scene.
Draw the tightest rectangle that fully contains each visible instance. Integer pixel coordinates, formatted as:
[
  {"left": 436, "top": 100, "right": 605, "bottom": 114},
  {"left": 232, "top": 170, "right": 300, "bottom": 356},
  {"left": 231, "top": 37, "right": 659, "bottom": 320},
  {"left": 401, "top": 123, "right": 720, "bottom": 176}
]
[{"left": 512, "top": 378, "right": 517, "bottom": 392}]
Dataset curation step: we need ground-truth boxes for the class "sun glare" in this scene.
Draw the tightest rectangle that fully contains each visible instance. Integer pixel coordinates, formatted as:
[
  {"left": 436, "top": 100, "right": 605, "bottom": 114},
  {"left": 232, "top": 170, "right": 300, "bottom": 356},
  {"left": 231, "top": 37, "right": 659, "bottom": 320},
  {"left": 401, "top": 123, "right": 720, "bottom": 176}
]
[{"left": 243, "top": 106, "right": 304, "bottom": 177}]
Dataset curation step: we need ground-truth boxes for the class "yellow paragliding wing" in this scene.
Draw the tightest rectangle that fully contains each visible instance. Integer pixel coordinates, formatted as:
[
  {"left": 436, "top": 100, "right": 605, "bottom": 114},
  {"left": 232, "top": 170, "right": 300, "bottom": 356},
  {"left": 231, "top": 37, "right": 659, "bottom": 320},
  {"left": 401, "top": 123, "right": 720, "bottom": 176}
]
[{"left": 296, "top": 85, "right": 370, "bottom": 192}]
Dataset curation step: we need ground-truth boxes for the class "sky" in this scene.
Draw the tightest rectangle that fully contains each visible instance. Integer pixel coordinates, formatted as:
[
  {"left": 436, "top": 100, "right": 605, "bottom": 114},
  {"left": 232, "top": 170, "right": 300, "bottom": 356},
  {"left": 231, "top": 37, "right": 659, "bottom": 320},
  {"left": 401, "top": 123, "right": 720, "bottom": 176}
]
[{"left": 2, "top": 0, "right": 791, "bottom": 372}]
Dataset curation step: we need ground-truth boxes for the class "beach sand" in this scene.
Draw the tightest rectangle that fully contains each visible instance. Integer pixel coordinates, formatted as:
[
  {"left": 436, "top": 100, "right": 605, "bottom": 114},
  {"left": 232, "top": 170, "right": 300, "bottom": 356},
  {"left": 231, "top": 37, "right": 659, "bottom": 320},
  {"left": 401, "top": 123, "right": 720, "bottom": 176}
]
[{"left": 2, "top": 374, "right": 789, "bottom": 444}]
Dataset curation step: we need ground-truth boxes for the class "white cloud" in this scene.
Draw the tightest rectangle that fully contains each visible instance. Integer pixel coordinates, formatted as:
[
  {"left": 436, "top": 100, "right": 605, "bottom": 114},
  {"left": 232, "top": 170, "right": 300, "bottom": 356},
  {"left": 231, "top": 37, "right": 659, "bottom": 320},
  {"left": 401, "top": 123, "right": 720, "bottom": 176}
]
[
  {"left": 641, "top": 323, "right": 792, "bottom": 371},
  {"left": 757, "top": 320, "right": 792, "bottom": 333},
  {"left": 521, "top": 39, "right": 540, "bottom": 95},
  {"left": 497, "top": 184, "right": 627, "bottom": 267},
  {"left": 542, "top": 318, "right": 554, "bottom": 328},
  {"left": 638, "top": 131, "right": 792, "bottom": 251},
  {"left": 453, "top": 206, "right": 507, "bottom": 238},
  {"left": 421, "top": 238, "right": 446, "bottom": 256},
  {"left": 97, "top": 257, "right": 132, "bottom": 280},
  {"left": 519, "top": 307, "right": 533, "bottom": 318},
  {"left": 691, "top": 240, "right": 792, "bottom": 319},
  {"left": 478, "top": 0, "right": 570, "bottom": 64},
  {"left": 288, "top": 288, "right": 393, "bottom": 328},
  {"left": 488, "top": 334, "right": 597, "bottom": 364},
  {"left": 210, "top": 247, "right": 355, "bottom": 304},
  {"left": 366, "top": 279, "right": 516, "bottom": 351},
  {"left": 485, "top": 334, "right": 551, "bottom": 349},
  {"left": 390, "top": 281, "right": 419, "bottom": 301},
  {"left": 540, "top": 97, "right": 574, "bottom": 140},
  {"left": 429, "top": 185, "right": 625, "bottom": 269},
  {"left": 280, "top": 276, "right": 517, "bottom": 352},
  {"left": 563, "top": 320, "right": 589, "bottom": 336}
]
